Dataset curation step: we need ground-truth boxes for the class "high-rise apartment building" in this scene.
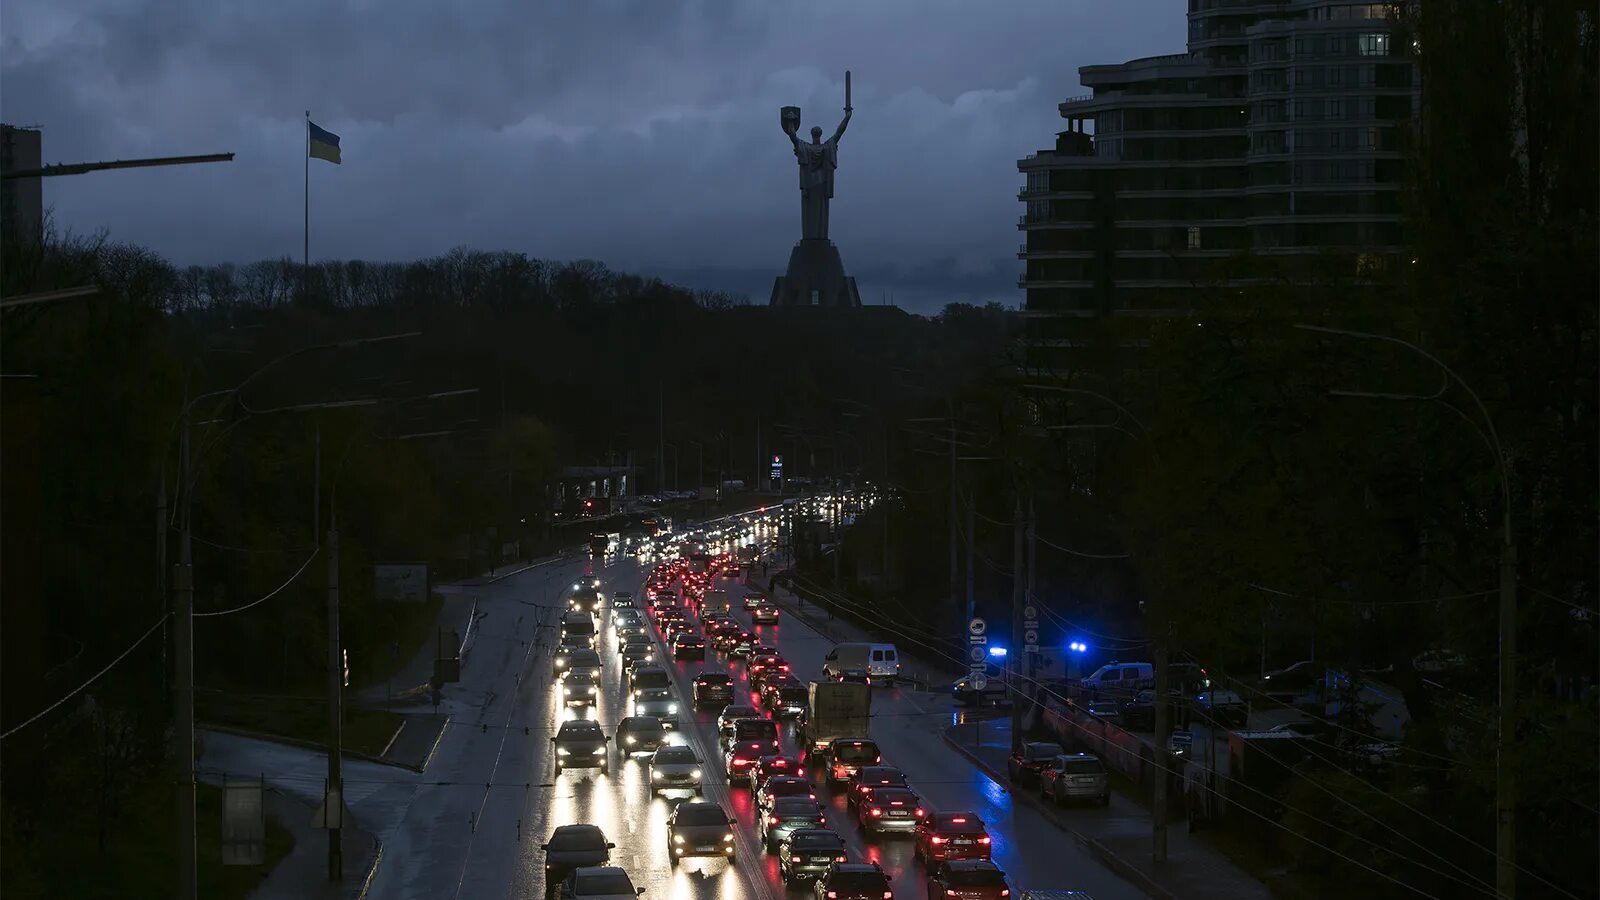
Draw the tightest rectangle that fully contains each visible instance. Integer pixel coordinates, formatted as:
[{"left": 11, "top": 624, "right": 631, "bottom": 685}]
[{"left": 1019, "top": 1, "right": 1417, "bottom": 366}]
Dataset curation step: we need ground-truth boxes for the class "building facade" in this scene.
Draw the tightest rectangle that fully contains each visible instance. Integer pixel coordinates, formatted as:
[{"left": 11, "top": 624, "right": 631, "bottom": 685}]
[
  {"left": 1019, "top": 1, "right": 1417, "bottom": 367},
  {"left": 1, "top": 125, "right": 44, "bottom": 246}
]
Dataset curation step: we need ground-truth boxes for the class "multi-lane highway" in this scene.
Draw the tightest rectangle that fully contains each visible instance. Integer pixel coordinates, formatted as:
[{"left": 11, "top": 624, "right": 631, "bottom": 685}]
[{"left": 204, "top": 512, "right": 1147, "bottom": 899}]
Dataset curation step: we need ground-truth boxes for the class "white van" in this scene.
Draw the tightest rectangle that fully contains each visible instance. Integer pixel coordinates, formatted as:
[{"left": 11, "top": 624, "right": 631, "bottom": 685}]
[
  {"left": 822, "top": 643, "right": 901, "bottom": 685},
  {"left": 1081, "top": 661, "right": 1154, "bottom": 697}
]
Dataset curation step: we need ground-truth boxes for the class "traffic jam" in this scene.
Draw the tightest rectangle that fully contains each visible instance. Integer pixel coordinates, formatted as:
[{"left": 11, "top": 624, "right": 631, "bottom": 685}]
[{"left": 537, "top": 519, "right": 1057, "bottom": 900}]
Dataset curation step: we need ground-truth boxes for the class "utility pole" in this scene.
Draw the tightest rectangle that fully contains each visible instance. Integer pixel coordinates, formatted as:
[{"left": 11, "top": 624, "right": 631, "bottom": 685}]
[
  {"left": 1026, "top": 495, "right": 1037, "bottom": 709},
  {"left": 964, "top": 490, "right": 975, "bottom": 622},
  {"left": 1009, "top": 494, "right": 1024, "bottom": 753},
  {"left": 1496, "top": 535, "right": 1517, "bottom": 899},
  {"left": 174, "top": 415, "right": 196, "bottom": 900},
  {"left": 326, "top": 506, "right": 343, "bottom": 881},
  {"left": 948, "top": 417, "right": 961, "bottom": 623},
  {"left": 1153, "top": 638, "right": 1169, "bottom": 863}
]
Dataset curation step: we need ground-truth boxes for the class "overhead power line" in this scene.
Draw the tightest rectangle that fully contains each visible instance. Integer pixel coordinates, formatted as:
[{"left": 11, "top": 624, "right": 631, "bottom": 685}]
[
  {"left": 1, "top": 614, "right": 170, "bottom": 741},
  {"left": 193, "top": 548, "right": 319, "bottom": 618}
]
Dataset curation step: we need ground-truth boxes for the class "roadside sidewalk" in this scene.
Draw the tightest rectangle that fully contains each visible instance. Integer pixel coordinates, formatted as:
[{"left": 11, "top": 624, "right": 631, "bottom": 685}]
[
  {"left": 248, "top": 788, "right": 380, "bottom": 900},
  {"left": 944, "top": 718, "right": 1272, "bottom": 900}
]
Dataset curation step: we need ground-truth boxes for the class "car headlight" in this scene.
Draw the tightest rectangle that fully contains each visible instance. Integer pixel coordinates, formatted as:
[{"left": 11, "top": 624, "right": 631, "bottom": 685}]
[
  {"left": 588, "top": 686, "right": 596, "bottom": 695},
  {"left": 722, "top": 833, "right": 734, "bottom": 842},
  {"left": 557, "top": 747, "right": 571, "bottom": 755},
  {"left": 672, "top": 834, "right": 685, "bottom": 844},
  {"left": 652, "top": 770, "right": 663, "bottom": 780},
  {"left": 625, "top": 736, "right": 636, "bottom": 745},
  {"left": 592, "top": 747, "right": 606, "bottom": 755},
  {"left": 667, "top": 703, "right": 679, "bottom": 714},
  {"left": 690, "top": 768, "right": 702, "bottom": 780}
]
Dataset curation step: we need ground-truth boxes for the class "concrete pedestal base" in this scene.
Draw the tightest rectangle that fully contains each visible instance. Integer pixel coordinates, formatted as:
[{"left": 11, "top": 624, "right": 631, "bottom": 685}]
[{"left": 769, "top": 239, "right": 861, "bottom": 307}]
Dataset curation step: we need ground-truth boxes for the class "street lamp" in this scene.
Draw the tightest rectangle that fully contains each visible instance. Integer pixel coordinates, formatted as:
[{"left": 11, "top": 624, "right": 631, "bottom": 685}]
[{"left": 1295, "top": 322, "right": 1518, "bottom": 897}]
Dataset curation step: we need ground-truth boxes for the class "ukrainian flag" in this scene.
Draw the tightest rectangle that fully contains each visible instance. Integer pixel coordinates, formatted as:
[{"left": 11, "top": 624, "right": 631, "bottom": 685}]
[{"left": 308, "top": 121, "right": 341, "bottom": 164}]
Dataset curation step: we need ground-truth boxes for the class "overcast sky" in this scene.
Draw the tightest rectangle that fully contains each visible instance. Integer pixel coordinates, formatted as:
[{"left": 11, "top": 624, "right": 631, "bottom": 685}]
[{"left": 3, "top": 1, "right": 1182, "bottom": 313}]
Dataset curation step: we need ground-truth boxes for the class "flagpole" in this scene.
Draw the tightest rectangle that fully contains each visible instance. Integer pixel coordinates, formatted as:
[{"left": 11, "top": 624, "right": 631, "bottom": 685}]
[{"left": 303, "top": 110, "right": 310, "bottom": 304}]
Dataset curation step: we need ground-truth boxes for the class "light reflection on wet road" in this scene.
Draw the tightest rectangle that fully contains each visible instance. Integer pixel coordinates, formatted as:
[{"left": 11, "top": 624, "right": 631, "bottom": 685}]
[{"left": 364, "top": 523, "right": 1142, "bottom": 900}]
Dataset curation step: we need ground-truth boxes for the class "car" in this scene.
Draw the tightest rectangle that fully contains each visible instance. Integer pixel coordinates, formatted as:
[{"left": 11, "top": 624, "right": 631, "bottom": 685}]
[
  {"left": 717, "top": 705, "right": 763, "bottom": 741},
  {"left": 620, "top": 640, "right": 653, "bottom": 669},
  {"left": 750, "top": 656, "right": 792, "bottom": 687},
  {"left": 747, "top": 754, "right": 803, "bottom": 792},
  {"left": 649, "top": 745, "right": 704, "bottom": 794},
  {"left": 825, "top": 738, "right": 883, "bottom": 787},
  {"left": 951, "top": 674, "right": 1009, "bottom": 706},
  {"left": 743, "top": 591, "right": 768, "bottom": 610},
  {"left": 1007, "top": 741, "right": 1064, "bottom": 784},
  {"left": 666, "top": 800, "right": 737, "bottom": 865},
  {"left": 615, "top": 620, "right": 648, "bottom": 642},
  {"left": 831, "top": 668, "right": 872, "bottom": 686},
  {"left": 845, "top": 765, "right": 908, "bottom": 811},
  {"left": 924, "top": 859, "right": 1011, "bottom": 900},
  {"left": 554, "top": 865, "right": 642, "bottom": 900},
  {"left": 760, "top": 678, "right": 809, "bottom": 717},
  {"left": 778, "top": 828, "right": 847, "bottom": 885},
  {"left": 727, "top": 717, "right": 781, "bottom": 753},
  {"left": 813, "top": 861, "right": 892, "bottom": 900},
  {"left": 751, "top": 603, "right": 780, "bottom": 625},
  {"left": 756, "top": 774, "right": 818, "bottom": 816},
  {"left": 693, "top": 671, "right": 734, "bottom": 708},
  {"left": 1195, "top": 689, "right": 1249, "bottom": 729},
  {"left": 540, "top": 825, "right": 614, "bottom": 898},
  {"left": 672, "top": 635, "right": 707, "bottom": 660},
  {"left": 1119, "top": 689, "right": 1186, "bottom": 731},
  {"left": 1040, "top": 752, "right": 1110, "bottom": 806},
  {"left": 633, "top": 687, "right": 679, "bottom": 727},
  {"left": 914, "top": 812, "right": 992, "bottom": 863},
  {"left": 562, "top": 671, "right": 599, "bottom": 706},
  {"left": 729, "top": 632, "right": 756, "bottom": 657},
  {"left": 627, "top": 666, "right": 671, "bottom": 696},
  {"left": 710, "top": 628, "right": 743, "bottom": 652},
  {"left": 1268, "top": 718, "right": 1338, "bottom": 741},
  {"left": 761, "top": 796, "right": 827, "bottom": 851},
  {"left": 568, "top": 588, "right": 602, "bottom": 614},
  {"left": 615, "top": 716, "right": 666, "bottom": 757},
  {"left": 552, "top": 719, "right": 609, "bottom": 775},
  {"left": 856, "top": 785, "right": 924, "bottom": 836},
  {"left": 610, "top": 591, "right": 635, "bottom": 609},
  {"left": 724, "top": 739, "right": 768, "bottom": 783},
  {"left": 553, "top": 641, "right": 589, "bottom": 675},
  {"left": 612, "top": 609, "right": 643, "bottom": 630},
  {"left": 663, "top": 620, "right": 695, "bottom": 643},
  {"left": 748, "top": 646, "right": 782, "bottom": 670}
]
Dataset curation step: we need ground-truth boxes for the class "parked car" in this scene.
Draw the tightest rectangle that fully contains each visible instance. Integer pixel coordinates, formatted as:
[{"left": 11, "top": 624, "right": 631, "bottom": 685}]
[
  {"left": 1195, "top": 689, "right": 1249, "bottom": 729},
  {"left": 1039, "top": 753, "right": 1109, "bottom": 806},
  {"left": 1006, "top": 741, "right": 1064, "bottom": 784}
]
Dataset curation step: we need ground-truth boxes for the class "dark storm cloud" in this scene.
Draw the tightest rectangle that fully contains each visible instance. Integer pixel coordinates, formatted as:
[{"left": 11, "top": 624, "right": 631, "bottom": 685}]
[{"left": 1, "top": 1, "right": 1182, "bottom": 312}]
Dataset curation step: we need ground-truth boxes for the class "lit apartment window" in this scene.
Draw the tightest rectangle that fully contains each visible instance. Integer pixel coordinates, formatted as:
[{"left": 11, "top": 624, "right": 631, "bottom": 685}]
[
  {"left": 1187, "top": 226, "right": 1202, "bottom": 250},
  {"left": 1359, "top": 33, "right": 1390, "bottom": 56}
]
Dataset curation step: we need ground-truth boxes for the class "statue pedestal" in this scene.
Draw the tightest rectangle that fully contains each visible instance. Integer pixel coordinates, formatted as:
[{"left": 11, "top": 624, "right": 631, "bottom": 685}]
[{"left": 769, "top": 239, "right": 861, "bottom": 307}]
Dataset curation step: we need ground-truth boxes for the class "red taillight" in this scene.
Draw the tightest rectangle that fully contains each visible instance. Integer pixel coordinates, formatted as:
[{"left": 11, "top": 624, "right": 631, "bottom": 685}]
[
  {"left": 883, "top": 893, "right": 893, "bottom": 900},
  {"left": 1000, "top": 892, "right": 1010, "bottom": 898},
  {"left": 835, "top": 854, "right": 847, "bottom": 862},
  {"left": 869, "top": 807, "right": 882, "bottom": 817},
  {"left": 914, "top": 807, "right": 925, "bottom": 817},
  {"left": 818, "top": 815, "right": 826, "bottom": 824},
  {"left": 951, "top": 816, "right": 967, "bottom": 823},
  {"left": 930, "top": 835, "right": 945, "bottom": 844},
  {"left": 978, "top": 835, "right": 991, "bottom": 844},
  {"left": 826, "top": 893, "right": 837, "bottom": 899},
  {"left": 768, "top": 815, "right": 779, "bottom": 824},
  {"left": 790, "top": 855, "right": 802, "bottom": 864},
  {"left": 947, "top": 892, "right": 959, "bottom": 898}
]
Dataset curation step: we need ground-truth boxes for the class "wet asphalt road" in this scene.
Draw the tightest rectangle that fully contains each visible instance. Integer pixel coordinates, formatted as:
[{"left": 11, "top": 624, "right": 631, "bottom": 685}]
[{"left": 328, "top": 520, "right": 1146, "bottom": 900}]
